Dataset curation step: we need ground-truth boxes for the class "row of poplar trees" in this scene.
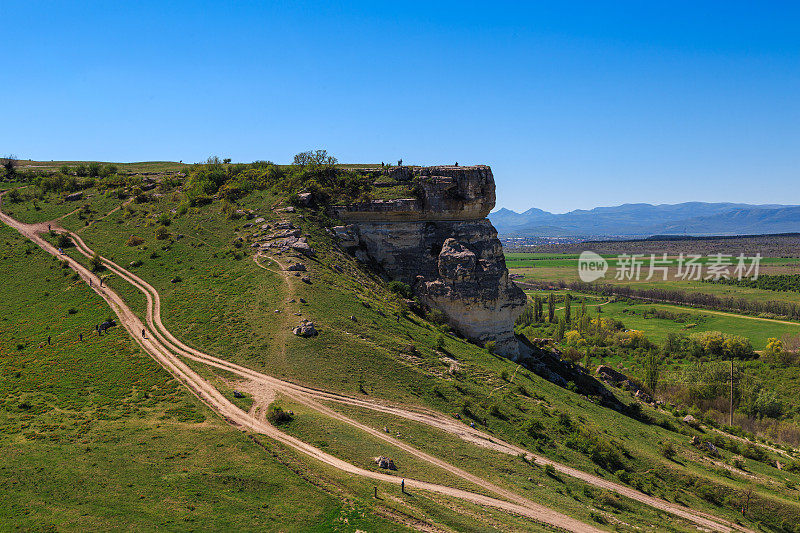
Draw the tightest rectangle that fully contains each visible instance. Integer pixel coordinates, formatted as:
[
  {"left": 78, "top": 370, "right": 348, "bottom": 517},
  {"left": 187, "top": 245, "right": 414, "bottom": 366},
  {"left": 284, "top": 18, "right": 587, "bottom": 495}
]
[{"left": 515, "top": 293, "right": 594, "bottom": 341}]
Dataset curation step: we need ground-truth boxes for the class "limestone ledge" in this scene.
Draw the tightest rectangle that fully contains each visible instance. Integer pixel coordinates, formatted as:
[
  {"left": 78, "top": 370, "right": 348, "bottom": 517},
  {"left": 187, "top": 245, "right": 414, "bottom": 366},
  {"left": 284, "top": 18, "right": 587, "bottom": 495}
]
[{"left": 330, "top": 165, "right": 495, "bottom": 222}]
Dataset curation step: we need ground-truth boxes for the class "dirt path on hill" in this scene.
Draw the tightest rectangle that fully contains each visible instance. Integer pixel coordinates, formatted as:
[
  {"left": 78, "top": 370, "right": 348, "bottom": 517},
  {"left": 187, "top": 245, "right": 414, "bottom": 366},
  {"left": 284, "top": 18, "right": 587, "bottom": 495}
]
[
  {"left": 0, "top": 194, "right": 751, "bottom": 532},
  {"left": 0, "top": 198, "right": 603, "bottom": 533},
  {"left": 71, "top": 231, "right": 746, "bottom": 533}
]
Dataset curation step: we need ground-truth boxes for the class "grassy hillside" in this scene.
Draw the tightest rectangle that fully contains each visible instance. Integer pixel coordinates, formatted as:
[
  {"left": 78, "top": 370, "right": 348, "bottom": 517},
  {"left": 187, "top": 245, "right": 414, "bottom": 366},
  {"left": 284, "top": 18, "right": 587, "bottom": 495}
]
[
  {"left": 0, "top": 223, "right": 404, "bottom": 532},
  {"left": 4, "top": 162, "right": 800, "bottom": 531}
]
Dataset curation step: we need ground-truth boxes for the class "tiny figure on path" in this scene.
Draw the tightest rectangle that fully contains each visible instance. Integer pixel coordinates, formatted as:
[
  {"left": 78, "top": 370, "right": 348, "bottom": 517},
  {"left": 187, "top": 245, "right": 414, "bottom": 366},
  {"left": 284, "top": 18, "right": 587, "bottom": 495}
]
[
  {"left": 48, "top": 224, "right": 51, "bottom": 231},
  {"left": 99, "top": 278, "right": 103, "bottom": 287},
  {"left": 89, "top": 279, "right": 92, "bottom": 288},
  {"left": 142, "top": 329, "right": 146, "bottom": 338},
  {"left": 374, "top": 486, "right": 377, "bottom": 498},
  {"left": 47, "top": 335, "right": 51, "bottom": 345},
  {"left": 401, "top": 479, "right": 405, "bottom": 493},
  {"left": 58, "top": 248, "right": 63, "bottom": 255}
]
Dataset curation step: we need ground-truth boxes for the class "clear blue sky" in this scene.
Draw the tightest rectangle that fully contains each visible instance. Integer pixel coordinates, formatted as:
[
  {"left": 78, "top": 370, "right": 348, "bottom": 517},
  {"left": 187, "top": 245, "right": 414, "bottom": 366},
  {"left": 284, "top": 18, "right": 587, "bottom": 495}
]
[{"left": 2, "top": 1, "right": 798, "bottom": 213}]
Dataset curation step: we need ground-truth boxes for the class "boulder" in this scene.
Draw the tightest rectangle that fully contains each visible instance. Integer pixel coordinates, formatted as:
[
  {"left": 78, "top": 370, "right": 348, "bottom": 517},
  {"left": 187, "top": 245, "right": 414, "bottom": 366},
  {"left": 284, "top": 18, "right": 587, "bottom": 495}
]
[
  {"left": 274, "top": 228, "right": 302, "bottom": 239},
  {"left": 292, "top": 320, "right": 318, "bottom": 337},
  {"left": 374, "top": 456, "right": 397, "bottom": 470},
  {"left": 65, "top": 191, "right": 83, "bottom": 201},
  {"left": 634, "top": 390, "right": 652, "bottom": 403},
  {"left": 683, "top": 414, "right": 699, "bottom": 427},
  {"left": 596, "top": 365, "right": 628, "bottom": 383},
  {"left": 290, "top": 241, "right": 316, "bottom": 256},
  {"left": 297, "top": 192, "right": 312, "bottom": 206},
  {"left": 286, "top": 263, "right": 307, "bottom": 272}
]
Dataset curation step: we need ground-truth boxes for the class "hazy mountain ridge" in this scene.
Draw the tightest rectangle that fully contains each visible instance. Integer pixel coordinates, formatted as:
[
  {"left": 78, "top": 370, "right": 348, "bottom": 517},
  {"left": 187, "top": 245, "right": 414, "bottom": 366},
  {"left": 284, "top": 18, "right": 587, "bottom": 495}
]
[{"left": 490, "top": 202, "right": 800, "bottom": 237}]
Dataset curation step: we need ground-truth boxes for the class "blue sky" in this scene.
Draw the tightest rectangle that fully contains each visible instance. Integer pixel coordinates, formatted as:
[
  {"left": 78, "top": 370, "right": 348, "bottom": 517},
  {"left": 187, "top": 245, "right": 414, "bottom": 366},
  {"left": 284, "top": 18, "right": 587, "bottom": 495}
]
[{"left": 2, "top": 1, "right": 798, "bottom": 212}]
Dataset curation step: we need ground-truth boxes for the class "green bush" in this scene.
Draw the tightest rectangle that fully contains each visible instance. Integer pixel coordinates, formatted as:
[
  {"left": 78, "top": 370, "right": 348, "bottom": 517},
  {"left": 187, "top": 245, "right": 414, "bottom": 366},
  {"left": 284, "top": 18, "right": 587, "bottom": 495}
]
[
  {"left": 126, "top": 235, "right": 145, "bottom": 247},
  {"left": 427, "top": 308, "right": 446, "bottom": 325},
  {"left": 266, "top": 405, "right": 293, "bottom": 425},
  {"left": 387, "top": 280, "right": 412, "bottom": 299},
  {"left": 155, "top": 225, "right": 170, "bottom": 240},
  {"left": 90, "top": 252, "right": 104, "bottom": 272},
  {"left": 56, "top": 234, "right": 72, "bottom": 249},
  {"left": 661, "top": 441, "right": 677, "bottom": 460}
]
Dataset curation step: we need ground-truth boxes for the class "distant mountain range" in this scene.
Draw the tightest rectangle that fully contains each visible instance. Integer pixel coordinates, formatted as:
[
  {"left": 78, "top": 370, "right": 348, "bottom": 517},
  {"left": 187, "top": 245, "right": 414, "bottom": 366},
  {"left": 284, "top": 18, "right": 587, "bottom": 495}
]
[{"left": 489, "top": 202, "right": 800, "bottom": 238}]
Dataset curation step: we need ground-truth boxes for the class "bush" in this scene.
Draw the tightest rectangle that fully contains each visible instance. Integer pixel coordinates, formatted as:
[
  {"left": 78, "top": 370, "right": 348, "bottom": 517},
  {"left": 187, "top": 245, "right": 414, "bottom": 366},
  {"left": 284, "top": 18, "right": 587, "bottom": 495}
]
[
  {"left": 90, "top": 252, "right": 104, "bottom": 272},
  {"left": 427, "top": 308, "right": 447, "bottom": 325},
  {"left": 6, "top": 188, "right": 22, "bottom": 203},
  {"left": 266, "top": 405, "right": 293, "bottom": 425},
  {"left": 485, "top": 340, "right": 496, "bottom": 354},
  {"left": 56, "top": 234, "right": 72, "bottom": 249},
  {"left": 387, "top": 280, "right": 412, "bottom": 299},
  {"left": 489, "top": 405, "right": 504, "bottom": 418},
  {"left": 155, "top": 225, "right": 170, "bottom": 240},
  {"left": 126, "top": 235, "right": 145, "bottom": 246},
  {"left": 524, "top": 419, "right": 545, "bottom": 438},
  {"left": 435, "top": 334, "right": 446, "bottom": 351},
  {"left": 661, "top": 441, "right": 677, "bottom": 460}
]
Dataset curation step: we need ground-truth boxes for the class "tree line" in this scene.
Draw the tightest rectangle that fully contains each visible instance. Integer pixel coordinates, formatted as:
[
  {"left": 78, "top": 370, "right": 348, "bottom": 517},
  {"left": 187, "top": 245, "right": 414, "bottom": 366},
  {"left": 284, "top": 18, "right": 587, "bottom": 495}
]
[{"left": 519, "top": 280, "right": 800, "bottom": 320}]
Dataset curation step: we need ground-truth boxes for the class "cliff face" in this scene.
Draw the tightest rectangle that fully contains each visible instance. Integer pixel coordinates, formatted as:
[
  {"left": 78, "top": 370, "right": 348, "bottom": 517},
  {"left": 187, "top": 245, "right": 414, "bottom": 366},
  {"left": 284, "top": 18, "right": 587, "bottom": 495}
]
[{"left": 331, "top": 166, "right": 526, "bottom": 358}]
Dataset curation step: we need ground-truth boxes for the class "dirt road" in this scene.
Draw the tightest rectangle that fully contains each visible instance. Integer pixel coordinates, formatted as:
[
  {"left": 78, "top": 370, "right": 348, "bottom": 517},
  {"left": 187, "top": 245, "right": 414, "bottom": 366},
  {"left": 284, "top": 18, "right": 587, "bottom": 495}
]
[
  {"left": 0, "top": 194, "right": 750, "bottom": 532},
  {"left": 0, "top": 197, "right": 604, "bottom": 532}
]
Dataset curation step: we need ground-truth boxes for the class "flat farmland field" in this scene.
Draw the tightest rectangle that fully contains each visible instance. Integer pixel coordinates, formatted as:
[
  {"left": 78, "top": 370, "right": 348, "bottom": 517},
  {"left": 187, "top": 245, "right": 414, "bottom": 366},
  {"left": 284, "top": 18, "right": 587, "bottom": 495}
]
[
  {"left": 525, "top": 289, "right": 799, "bottom": 347},
  {"left": 507, "top": 252, "right": 800, "bottom": 306}
]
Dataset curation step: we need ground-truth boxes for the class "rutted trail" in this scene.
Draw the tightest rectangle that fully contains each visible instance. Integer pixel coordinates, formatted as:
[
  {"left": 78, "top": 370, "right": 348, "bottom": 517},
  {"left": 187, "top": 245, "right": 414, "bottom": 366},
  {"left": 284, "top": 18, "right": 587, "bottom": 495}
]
[
  {"left": 67, "top": 228, "right": 745, "bottom": 533},
  {"left": 0, "top": 197, "right": 601, "bottom": 533},
  {"left": 0, "top": 192, "right": 749, "bottom": 532}
]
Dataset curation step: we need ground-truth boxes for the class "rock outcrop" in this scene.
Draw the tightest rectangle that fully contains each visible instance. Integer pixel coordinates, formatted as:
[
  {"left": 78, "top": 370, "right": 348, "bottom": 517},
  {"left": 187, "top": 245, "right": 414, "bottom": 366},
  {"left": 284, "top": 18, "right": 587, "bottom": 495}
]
[{"left": 331, "top": 166, "right": 526, "bottom": 358}]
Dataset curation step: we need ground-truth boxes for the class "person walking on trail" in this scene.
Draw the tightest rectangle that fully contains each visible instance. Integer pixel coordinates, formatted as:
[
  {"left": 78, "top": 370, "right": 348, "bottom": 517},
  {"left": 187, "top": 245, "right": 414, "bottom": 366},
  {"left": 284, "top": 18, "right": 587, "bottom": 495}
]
[
  {"left": 47, "top": 335, "right": 51, "bottom": 345},
  {"left": 142, "top": 329, "right": 146, "bottom": 338},
  {"left": 401, "top": 479, "right": 405, "bottom": 493},
  {"left": 47, "top": 224, "right": 51, "bottom": 232},
  {"left": 99, "top": 278, "right": 103, "bottom": 287}
]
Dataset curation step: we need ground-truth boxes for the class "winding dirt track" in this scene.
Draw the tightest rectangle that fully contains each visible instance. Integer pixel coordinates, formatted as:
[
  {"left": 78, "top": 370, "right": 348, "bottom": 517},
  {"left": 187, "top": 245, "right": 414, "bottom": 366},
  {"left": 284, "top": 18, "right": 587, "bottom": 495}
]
[
  {"left": 0, "top": 195, "right": 750, "bottom": 532},
  {"left": 0, "top": 201, "right": 600, "bottom": 532}
]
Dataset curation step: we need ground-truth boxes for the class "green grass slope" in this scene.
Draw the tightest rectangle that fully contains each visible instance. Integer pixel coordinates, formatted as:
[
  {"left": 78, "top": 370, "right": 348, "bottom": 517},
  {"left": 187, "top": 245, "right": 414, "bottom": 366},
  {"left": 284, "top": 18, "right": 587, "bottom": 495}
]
[{"left": 5, "top": 168, "right": 800, "bottom": 531}]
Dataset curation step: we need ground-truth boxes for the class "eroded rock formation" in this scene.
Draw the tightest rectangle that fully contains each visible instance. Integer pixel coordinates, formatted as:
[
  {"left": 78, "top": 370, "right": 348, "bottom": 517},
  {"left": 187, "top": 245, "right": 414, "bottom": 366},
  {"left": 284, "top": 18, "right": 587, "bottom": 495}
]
[{"left": 331, "top": 165, "right": 526, "bottom": 358}]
